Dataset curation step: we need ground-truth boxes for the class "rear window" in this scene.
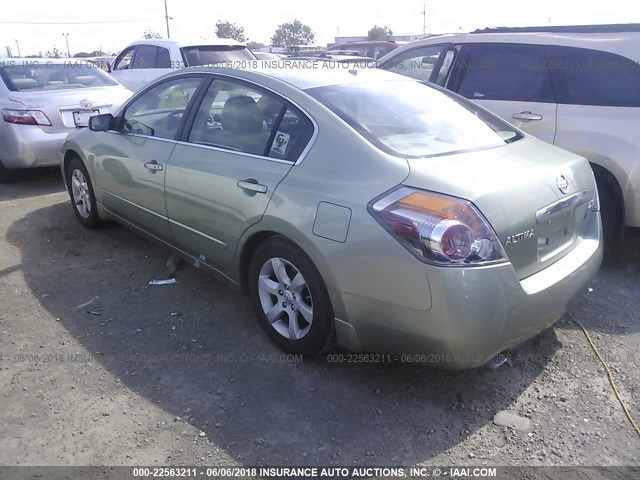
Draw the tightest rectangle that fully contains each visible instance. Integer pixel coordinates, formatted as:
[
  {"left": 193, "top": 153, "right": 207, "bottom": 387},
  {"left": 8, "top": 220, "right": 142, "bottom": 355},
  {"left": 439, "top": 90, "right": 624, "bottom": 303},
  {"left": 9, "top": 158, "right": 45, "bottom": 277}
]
[
  {"left": 180, "top": 45, "right": 255, "bottom": 66},
  {"left": 0, "top": 62, "right": 118, "bottom": 91},
  {"left": 307, "top": 79, "right": 522, "bottom": 158}
]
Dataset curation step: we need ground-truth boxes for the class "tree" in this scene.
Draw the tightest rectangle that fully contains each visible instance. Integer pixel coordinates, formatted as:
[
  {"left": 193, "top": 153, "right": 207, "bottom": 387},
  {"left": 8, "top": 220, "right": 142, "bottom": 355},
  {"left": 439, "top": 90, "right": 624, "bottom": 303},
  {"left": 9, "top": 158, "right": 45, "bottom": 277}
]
[
  {"left": 367, "top": 25, "right": 393, "bottom": 41},
  {"left": 246, "top": 41, "right": 266, "bottom": 50},
  {"left": 271, "top": 20, "right": 315, "bottom": 47},
  {"left": 46, "top": 46, "right": 62, "bottom": 58},
  {"left": 144, "top": 29, "right": 162, "bottom": 39},
  {"left": 73, "top": 52, "right": 91, "bottom": 58},
  {"left": 215, "top": 21, "right": 246, "bottom": 42}
]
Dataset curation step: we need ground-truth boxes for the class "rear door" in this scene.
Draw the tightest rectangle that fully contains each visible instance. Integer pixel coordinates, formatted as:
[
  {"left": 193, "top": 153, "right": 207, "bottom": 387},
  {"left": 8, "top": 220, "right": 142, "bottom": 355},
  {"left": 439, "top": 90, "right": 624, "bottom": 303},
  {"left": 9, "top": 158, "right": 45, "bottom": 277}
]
[
  {"left": 95, "top": 75, "right": 205, "bottom": 239},
  {"left": 546, "top": 45, "right": 640, "bottom": 221},
  {"left": 165, "top": 77, "right": 314, "bottom": 277},
  {"left": 448, "top": 43, "right": 558, "bottom": 144}
]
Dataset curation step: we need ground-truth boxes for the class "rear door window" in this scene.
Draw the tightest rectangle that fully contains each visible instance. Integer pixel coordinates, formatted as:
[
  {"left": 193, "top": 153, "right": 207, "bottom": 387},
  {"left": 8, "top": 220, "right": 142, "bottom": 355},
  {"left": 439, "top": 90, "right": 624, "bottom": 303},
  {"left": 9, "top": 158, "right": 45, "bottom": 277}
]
[
  {"left": 157, "top": 47, "right": 172, "bottom": 68},
  {"left": 546, "top": 46, "right": 640, "bottom": 107},
  {"left": 187, "top": 78, "right": 313, "bottom": 160},
  {"left": 132, "top": 45, "right": 159, "bottom": 69},
  {"left": 452, "top": 44, "right": 555, "bottom": 103}
]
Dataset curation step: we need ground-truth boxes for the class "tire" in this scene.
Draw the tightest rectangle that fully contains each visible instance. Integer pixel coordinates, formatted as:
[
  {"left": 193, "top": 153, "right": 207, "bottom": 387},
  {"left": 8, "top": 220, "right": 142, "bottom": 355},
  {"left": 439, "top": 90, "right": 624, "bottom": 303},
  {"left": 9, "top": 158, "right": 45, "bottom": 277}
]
[
  {"left": 248, "top": 236, "right": 335, "bottom": 357},
  {"left": 594, "top": 172, "right": 623, "bottom": 258},
  {"left": 0, "top": 160, "right": 19, "bottom": 183},
  {"left": 66, "top": 157, "right": 103, "bottom": 228}
]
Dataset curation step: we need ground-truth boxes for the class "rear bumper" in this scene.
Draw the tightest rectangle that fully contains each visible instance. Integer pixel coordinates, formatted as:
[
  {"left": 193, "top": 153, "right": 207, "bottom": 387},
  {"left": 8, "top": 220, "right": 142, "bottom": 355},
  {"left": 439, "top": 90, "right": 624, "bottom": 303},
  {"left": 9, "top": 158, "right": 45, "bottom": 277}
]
[
  {"left": 335, "top": 212, "right": 602, "bottom": 369},
  {"left": 0, "top": 123, "right": 69, "bottom": 169}
]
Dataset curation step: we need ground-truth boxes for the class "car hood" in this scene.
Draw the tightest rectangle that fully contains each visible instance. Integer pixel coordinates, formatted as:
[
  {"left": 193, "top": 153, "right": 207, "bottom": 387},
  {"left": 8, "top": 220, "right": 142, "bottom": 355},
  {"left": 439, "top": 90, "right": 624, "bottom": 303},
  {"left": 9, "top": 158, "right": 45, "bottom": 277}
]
[{"left": 402, "top": 136, "right": 598, "bottom": 279}]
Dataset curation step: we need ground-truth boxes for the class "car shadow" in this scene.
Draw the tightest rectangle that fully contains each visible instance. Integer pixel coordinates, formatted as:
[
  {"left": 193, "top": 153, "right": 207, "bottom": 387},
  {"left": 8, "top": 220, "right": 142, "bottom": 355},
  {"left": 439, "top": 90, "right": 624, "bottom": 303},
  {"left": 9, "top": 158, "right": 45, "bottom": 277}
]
[
  {"left": 0, "top": 167, "right": 65, "bottom": 202},
  {"left": 7, "top": 202, "right": 564, "bottom": 466}
]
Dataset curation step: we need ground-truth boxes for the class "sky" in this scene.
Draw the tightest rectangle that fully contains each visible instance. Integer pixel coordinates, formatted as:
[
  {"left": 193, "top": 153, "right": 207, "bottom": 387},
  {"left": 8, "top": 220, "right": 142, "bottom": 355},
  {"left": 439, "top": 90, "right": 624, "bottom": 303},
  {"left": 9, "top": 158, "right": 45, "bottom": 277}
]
[{"left": 1, "top": 0, "right": 638, "bottom": 56}]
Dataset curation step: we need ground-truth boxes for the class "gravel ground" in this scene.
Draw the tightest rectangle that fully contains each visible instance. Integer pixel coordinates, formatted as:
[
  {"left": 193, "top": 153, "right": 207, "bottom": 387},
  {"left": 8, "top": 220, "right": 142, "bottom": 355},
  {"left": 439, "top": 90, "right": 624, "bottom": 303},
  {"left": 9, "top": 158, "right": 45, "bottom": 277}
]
[{"left": 0, "top": 169, "right": 638, "bottom": 468}]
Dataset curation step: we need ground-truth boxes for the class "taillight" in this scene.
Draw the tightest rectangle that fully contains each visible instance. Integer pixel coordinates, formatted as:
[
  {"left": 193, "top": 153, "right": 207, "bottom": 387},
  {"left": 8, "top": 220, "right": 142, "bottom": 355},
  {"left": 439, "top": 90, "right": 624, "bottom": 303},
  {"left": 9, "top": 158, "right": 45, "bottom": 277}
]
[
  {"left": 370, "top": 187, "right": 508, "bottom": 266},
  {"left": 2, "top": 109, "right": 52, "bottom": 126}
]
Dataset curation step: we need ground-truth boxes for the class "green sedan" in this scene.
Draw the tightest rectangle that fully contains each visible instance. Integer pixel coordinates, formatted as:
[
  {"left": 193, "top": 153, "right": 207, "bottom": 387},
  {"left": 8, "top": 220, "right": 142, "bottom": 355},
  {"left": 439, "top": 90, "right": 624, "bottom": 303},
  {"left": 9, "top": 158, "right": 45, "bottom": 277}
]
[{"left": 61, "top": 67, "right": 602, "bottom": 368}]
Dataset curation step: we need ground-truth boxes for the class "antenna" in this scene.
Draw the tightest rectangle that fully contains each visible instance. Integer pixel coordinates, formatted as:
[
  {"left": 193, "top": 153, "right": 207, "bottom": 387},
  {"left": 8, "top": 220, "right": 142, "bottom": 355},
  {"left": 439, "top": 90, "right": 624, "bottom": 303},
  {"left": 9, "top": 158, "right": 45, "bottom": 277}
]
[{"left": 422, "top": 3, "right": 426, "bottom": 35}]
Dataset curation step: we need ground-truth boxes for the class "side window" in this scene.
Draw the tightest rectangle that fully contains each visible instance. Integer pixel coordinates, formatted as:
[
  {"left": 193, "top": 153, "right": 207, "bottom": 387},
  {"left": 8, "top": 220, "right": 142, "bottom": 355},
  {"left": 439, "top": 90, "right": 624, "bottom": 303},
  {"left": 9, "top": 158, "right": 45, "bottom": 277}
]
[
  {"left": 122, "top": 77, "right": 202, "bottom": 139},
  {"left": 268, "top": 106, "right": 313, "bottom": 161},
  {"left": 435, "top": 50, "right": 456, "bottom": 86},
  {"left": 132, "top": 45, "right": 158, "bottom": 69},
  {"left": 113, "top": 47, "right": 135, "bottom": 71},
  {"left": 453, "top": 44, "right": 554, "bottom": 102},
  {"left": 546, "top": 46, "right": 640, "bottom": 107},
  {"left": 380, "top": 45, "right": 448, "bottom": 82},
  {"left": 157, "top": 47, "right": 171, "bottom": 68},
  {"left": 188, "top": 79, "right": 282, "bottom": 157}
]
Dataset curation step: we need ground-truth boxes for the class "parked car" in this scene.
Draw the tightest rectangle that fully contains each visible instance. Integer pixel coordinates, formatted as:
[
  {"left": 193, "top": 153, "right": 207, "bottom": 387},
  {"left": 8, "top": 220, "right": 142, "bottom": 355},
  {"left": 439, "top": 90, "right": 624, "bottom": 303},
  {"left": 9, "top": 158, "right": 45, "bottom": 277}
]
[
  {"left": 61, "top": 67, "right": 601, "bottom": 368},
  {"left": 89, "top": 55, "right": 116, "bottom": 72},
  {"left": 328, "top": 40, "right": 399, "bottom": 60},
  {"left": 379, "top": 24, "right": 640, "bottom": 252},
  {"left": 0, "top": 58, "right": 132, "bottom": 182},
  {"left": 108, "top": 38, "right": 256, "bottom": 92},
  {"left": 253, "top": 52, "right": 284, "bottom": 60}
]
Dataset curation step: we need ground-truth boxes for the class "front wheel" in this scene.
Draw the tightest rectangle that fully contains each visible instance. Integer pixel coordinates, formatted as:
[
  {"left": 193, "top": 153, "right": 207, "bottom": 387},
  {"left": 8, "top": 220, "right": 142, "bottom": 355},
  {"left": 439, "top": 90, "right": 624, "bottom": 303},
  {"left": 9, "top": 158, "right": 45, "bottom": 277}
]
[
  {"left": 248, "top": 237, "right": 335, "bottom": 356},
  {"left": 66, "top": 157, "right": 103, "bottom": 228}
]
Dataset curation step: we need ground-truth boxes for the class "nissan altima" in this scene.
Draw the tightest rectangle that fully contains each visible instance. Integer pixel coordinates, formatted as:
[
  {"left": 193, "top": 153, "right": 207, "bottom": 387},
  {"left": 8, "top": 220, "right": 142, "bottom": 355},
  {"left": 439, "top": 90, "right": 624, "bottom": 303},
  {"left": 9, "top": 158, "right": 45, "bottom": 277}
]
[{"left": 60, "top": 67, "right": 602, "bottom": 368}]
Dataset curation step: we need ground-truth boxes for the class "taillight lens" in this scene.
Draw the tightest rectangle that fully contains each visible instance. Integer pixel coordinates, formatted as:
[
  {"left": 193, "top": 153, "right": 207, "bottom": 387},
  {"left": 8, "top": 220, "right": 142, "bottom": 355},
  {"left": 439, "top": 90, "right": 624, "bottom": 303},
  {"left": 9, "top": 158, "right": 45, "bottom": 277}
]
[
  {"left": 370, "top": 187, "right": 508, "bottom": 266},
  {"left": 2, "top": 109, "right": 52, "bottom": 126}
]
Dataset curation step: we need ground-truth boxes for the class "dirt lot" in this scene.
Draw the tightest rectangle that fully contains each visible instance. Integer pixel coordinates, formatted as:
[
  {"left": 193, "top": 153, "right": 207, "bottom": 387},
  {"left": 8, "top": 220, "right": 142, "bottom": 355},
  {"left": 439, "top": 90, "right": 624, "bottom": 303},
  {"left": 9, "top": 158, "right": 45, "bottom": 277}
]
[{"left": 0, "top": 170, "right": 638, "bottom": 467}]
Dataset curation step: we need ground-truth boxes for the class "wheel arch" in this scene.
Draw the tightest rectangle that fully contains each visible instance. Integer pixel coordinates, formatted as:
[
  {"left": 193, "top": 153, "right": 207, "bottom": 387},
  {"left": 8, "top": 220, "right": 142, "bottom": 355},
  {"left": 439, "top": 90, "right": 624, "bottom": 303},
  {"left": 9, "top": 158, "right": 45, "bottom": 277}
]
[{"left": 235, "top": 220, "right": 346, "bottom": 319}]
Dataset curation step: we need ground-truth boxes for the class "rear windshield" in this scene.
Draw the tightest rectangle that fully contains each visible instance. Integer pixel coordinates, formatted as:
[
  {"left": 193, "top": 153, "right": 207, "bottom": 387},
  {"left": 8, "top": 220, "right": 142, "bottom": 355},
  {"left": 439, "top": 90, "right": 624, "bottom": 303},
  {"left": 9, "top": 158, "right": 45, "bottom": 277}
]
[
  {"left": 0, "top": 62, "right": 118, "bottom": 91},
  {"left": 306, "top": 80, "right": 522, "bottom": 158},
  {"left": 180, "top": 45, "right": 255, "bottom": 66}
]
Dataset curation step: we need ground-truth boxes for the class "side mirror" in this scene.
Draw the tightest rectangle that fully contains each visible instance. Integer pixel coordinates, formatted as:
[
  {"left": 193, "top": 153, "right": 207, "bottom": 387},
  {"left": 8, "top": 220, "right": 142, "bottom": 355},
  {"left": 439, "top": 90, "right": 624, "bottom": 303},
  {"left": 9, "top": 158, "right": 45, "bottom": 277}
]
[{"left": 89, "top": 113, "right": 115, "bottom": 132}]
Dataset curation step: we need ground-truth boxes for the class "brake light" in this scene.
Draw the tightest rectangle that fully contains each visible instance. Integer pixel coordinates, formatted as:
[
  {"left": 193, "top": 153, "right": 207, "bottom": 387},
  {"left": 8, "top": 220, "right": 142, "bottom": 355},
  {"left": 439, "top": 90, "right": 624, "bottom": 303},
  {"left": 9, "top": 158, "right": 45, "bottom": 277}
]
[
  {"left": 370, "top": 187, "right": 508, "bottom": 266},
  {"left": 2, "top": 109, "right": 52, "bottom": 126}
]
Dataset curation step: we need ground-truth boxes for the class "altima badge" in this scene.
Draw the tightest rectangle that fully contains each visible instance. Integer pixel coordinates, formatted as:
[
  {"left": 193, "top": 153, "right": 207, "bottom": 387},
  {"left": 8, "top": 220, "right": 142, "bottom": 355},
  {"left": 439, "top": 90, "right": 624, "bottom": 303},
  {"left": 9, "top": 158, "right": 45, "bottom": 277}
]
[
  {"left": 505, "top": 229, "right": 535, "bottom": 246},
  {"left": 556, "top": 175, "right": 569, "bottom": 194}
]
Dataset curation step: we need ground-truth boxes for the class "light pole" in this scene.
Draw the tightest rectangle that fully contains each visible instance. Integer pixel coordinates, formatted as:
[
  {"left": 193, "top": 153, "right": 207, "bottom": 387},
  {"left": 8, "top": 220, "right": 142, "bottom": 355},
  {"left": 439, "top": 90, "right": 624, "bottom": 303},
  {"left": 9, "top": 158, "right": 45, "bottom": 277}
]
[
  {"left": 164, "top": 0, "right": 171, "bottom": 39},
  {"left": 62, "top": 33, "right": 71, "bottom": 57},
  {"left": 15, "top": 39, "right": 21, "bottom": 57}
]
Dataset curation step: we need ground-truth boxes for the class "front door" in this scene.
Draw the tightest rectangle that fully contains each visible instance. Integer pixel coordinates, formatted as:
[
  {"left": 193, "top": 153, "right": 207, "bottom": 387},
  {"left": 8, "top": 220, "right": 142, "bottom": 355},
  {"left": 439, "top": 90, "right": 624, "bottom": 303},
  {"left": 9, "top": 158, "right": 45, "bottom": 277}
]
[{"left": 95, "top": 75, "right": 204, "bottom": 239}]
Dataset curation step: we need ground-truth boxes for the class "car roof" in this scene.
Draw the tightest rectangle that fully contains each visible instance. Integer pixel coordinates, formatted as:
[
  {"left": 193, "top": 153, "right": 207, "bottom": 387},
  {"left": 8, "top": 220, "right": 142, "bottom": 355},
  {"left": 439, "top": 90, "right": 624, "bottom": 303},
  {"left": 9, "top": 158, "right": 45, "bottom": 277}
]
[
  {"left": 383, "top": 27, "right": 640, "bottom": 62},
  {"left": 182, "top": 66, "right": 413, "bottom": 90},
  {"left": 128, "top": 38, "right": 246, "bottom": 48}
]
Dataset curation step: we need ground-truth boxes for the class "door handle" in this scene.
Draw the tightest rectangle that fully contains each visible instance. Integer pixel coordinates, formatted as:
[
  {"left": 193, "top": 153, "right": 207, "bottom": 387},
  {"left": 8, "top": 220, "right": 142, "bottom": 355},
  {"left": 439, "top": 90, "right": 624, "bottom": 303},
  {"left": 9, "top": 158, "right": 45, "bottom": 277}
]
[
  {"left": 144, "top": 160, "right": 164, "bottom": 173},
  {"left": 237, "top": 179, "right": 267, "bottom": 194},
  {"left": 512, "top": 111, "right": 543, "bottom": 121}
]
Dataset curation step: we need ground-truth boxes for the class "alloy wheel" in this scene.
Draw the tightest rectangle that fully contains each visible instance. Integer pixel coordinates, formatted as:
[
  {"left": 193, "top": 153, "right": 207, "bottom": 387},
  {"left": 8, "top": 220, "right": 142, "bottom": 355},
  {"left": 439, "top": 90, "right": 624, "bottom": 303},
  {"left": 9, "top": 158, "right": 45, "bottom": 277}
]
[{"left": 257, "top": 257, "right": 314, "bottom": 340}]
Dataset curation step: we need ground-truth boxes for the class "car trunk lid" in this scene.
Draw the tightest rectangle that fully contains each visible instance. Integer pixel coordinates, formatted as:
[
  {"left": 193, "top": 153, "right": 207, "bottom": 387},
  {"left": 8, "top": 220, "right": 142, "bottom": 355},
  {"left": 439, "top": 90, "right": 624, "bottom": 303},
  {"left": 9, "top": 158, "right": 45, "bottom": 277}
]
[
  {"left": 8, "top": 87, "right": 130, "bottom": 133},
  {"left": 402, "top": 137, "right": 597, "bottom": 279}
]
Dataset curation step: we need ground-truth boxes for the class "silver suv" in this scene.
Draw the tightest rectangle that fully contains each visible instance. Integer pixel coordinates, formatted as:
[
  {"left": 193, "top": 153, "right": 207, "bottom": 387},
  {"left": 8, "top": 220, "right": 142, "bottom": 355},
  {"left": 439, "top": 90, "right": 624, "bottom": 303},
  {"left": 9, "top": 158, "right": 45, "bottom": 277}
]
[{"left": 379, "top": 24, "right": 640, "bottom": 253}]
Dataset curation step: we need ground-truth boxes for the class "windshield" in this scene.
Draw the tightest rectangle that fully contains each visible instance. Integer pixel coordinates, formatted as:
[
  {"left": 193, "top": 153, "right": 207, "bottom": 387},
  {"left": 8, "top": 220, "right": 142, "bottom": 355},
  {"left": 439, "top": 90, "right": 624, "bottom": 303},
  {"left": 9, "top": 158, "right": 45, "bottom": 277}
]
[
  {"left": 306, "top": 80, "right": 521, "bottom": 158},
  {"left": 0, "top": 62, "right": 118, "bottom": 92},
  {"left": 180, "top": 45, "right": 255, "bottom": 66}
]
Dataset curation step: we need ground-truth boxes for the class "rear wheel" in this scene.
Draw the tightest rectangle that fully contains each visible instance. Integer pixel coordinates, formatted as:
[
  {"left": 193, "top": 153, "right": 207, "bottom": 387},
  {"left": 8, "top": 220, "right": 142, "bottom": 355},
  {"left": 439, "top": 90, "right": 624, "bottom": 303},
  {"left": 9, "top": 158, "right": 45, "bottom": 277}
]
[
  {"left": 248, "top": 237, "right": 335, "bottom": 356},
  {"left": 66, "top": 157, "right": 103, "bottom": 228}
]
